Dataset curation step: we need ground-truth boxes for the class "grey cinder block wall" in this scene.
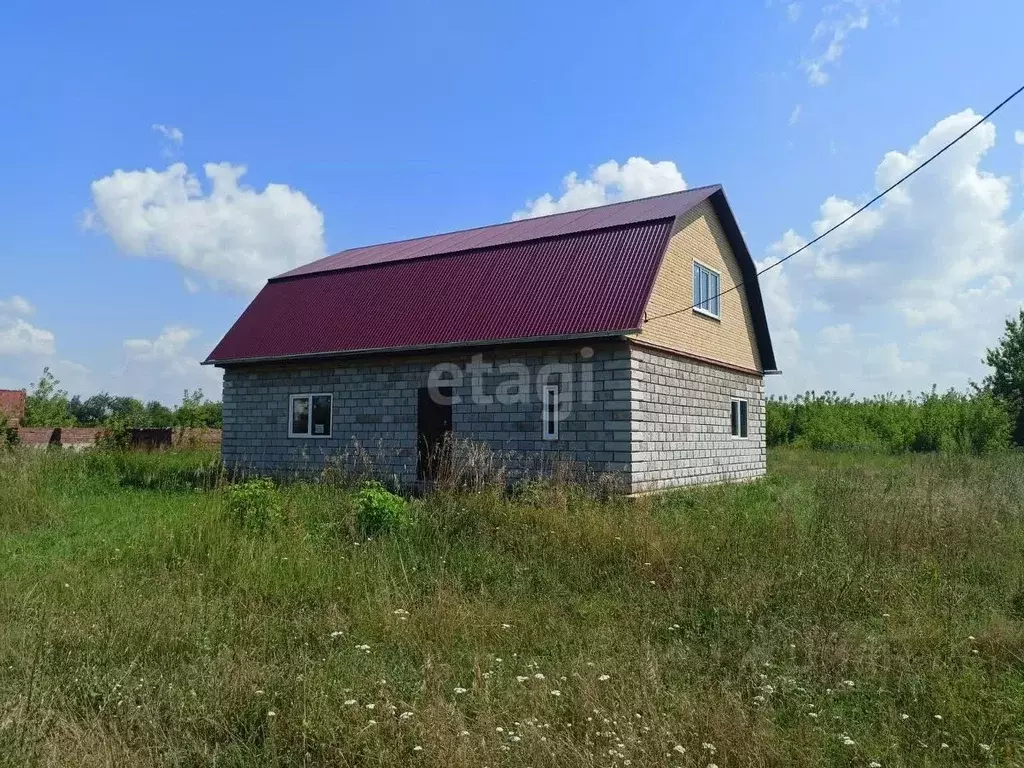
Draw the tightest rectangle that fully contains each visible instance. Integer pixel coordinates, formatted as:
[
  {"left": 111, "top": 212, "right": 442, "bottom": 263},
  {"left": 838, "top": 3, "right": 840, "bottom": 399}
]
[
  {"left": 220, "top": 340, "right": 766, "bottom": 492},
  {"left": 629, "top": 345, "right": 765, "bottom": 492}
]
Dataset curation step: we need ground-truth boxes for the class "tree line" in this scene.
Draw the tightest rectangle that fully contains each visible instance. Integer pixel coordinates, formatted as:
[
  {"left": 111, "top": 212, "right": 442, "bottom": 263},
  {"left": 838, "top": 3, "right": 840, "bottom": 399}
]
[
  {"left": 767, "top": 309, "right": 1024, "bottom": 454},
  {"left": 17, "top": 367, "right": 222, "bottom": 429}
]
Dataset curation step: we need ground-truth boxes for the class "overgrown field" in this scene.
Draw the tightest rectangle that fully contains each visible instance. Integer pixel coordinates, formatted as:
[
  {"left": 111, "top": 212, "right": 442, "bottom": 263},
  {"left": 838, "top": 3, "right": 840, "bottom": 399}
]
[{"left": 3, "top": 449, "right": 1024, "bottom": 766}]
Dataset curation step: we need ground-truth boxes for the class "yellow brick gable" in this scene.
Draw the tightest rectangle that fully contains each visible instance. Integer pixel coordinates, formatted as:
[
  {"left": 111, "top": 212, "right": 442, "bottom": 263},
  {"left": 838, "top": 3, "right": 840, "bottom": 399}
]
[{"left": 636, "top": 200, "right": 762, "bottom": 372}]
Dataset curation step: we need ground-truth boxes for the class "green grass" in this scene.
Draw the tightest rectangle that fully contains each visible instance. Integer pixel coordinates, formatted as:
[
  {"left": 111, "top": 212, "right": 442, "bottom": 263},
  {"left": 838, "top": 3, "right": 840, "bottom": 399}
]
[{"left": 3, "top": 448, "right": 1024, "bottom": 766}]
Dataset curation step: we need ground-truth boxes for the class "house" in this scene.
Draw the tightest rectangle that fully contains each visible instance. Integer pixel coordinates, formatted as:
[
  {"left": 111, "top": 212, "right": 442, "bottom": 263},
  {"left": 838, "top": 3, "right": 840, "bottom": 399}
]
[
  {"left": 0, "top": 389, "right": 26, "bottom": 425},
  {"left": 205, "top": 185, "right": 778, "bottom": 492}
]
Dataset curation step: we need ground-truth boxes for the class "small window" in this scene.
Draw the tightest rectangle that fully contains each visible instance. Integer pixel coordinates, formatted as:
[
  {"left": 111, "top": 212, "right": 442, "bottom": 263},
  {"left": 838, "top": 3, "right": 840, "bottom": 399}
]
[
  {"left": 730, "top": 398, "right": 748, "bottom": 438},
  {"left": 693, "top": 261, "right": 721, "bottom": 318},
  {"left": 289, "top": 393, "right": 333, "bottom": 438},
  {"left": 542, "top": 384, "right": 559, "bottom": 440}
]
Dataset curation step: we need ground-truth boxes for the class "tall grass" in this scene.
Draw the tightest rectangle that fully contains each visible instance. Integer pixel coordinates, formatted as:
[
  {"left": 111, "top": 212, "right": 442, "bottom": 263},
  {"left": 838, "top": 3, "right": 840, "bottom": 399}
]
[
  {"left": 2, "top": 448, "right": 1024, "bottom": 766},
  {"left": 767, "top": 389, "right": 1012, "bottom": 454}
]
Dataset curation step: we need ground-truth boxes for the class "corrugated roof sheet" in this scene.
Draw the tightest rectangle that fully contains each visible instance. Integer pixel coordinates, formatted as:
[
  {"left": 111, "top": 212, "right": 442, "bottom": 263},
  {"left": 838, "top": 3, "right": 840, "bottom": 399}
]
[
  {"left": 206, "top": 219, "right": 674, "bottom": 363},
  {"left": 205, "top": 185, "right": 777, "bottom": 371},
  {"left": 278, "top": 185, "right": 721, "bottom": 277}
]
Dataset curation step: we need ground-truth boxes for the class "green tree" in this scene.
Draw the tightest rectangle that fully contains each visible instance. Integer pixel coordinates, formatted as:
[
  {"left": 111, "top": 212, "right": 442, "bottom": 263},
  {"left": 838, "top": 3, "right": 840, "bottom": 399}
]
[
  {"left": 23, "top": 367, "right": 75, "bottom": 427},
  {"left": 173, "top": 388, "right": 222, "bottom": 428},
  {"left": 981, "top": 309, "right": 1024, "bottom": 445}
]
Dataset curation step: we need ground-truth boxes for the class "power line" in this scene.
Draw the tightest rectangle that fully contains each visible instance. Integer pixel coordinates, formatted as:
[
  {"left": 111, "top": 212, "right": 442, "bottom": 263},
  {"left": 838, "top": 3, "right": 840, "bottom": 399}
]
[{"left": 646, "top": 82, "right": 1024, "bottom": 324}]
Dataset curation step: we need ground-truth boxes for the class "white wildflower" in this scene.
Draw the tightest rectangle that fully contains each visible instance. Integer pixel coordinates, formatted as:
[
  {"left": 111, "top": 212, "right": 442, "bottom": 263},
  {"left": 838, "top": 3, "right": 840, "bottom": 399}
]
[
  {"left": 980, "top": 744, "right": 992, "bottom": 752},
  {"left": 516, "top": 676, "right": 529, "bottom": 683},
  {"left": 598, "top": 674, "right": 611, "bottom": 681},
  {"left": 365, "top": 703, "right": 375, "bottom": 710},
  {"left": 344, "top": 699, "right": 357, "bottom": 706},
  {"left": 534, "top": 673, "right": 545, "bottom": 680},
  {"left": 399, "top": 711, "right": 414, "bottom": 720},
  {"left": 267, "top": 710, "right": 276, "bottom": 717},
  {"left": 412, "top": 745, "right": 423, "bottom": 752},
  {"left": 330, "top": 631, "right": 343, "bottom": 638},
  {"left": 550, "top": 690, "right": 561, "bottom": 696},
  {"left": 702, "top": 742, "right": 716, "bottom": 753},
  {"left": 673, "top": 745, "right": 686, "bottom": 754},
  {"left": 454, "top": 687, "right": 468, "bottom": 695}
]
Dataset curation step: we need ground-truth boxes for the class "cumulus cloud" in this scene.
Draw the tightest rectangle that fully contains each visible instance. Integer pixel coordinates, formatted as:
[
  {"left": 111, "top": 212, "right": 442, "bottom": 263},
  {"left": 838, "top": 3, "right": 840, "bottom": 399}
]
[
  {"left": 152, "top": 124, "right": 184, "bottom": 146},
  {"left": 85, "top": 162, "right": 326, "bottom": 294},
  {"left": 786, "top": 2, "right": 801, "bottom": 21},
  {"left": 0, "top": 295, "right": 54, "bottom": 356},
  {"left": 762, "top": 108, "right": 1024, "bottom": 396},
  {"left": 789, "top": 104, "right": 803, "bottom": 125},
  {"left": 122, "top": 325, "right": 222, "bottom": 401},
  {"left": 1016, "top": 130, "right": 1024, "bottom": 145},
  {"left": 514, "top": 157, "right": 686, "bottom": 219},
  {"left": 0, "top": 295, "right": 34, "bottom": 316},
  {"left": 802, "top": 0, "right": 892, "bottom": 86}
]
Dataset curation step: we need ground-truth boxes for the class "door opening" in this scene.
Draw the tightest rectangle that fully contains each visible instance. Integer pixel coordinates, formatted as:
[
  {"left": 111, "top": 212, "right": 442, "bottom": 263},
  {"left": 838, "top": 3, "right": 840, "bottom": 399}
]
[{"left": 417, "top": 386, "right": 453, "bottom": 485}]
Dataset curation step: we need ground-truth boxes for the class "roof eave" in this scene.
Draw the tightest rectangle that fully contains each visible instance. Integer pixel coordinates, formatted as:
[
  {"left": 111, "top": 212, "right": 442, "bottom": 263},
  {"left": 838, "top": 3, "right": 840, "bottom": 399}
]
[
  {"left": 706, "top": 189, "right": 779, "bottom": 373},
  {"left": 204, "top": 328, "right": 641, "bottom": 367}
]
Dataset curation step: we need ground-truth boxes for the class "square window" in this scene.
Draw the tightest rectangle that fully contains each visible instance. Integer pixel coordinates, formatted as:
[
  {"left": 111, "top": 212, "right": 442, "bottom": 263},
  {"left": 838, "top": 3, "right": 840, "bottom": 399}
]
[
  {"left": 289, "top": 393, "right": 332, "bottom": 438},
  {"left": 730, "top": 398, "right": 748, "bottom": 438},
  {"left": 693, "top": 261, "right": 721, "bottom": 318}
]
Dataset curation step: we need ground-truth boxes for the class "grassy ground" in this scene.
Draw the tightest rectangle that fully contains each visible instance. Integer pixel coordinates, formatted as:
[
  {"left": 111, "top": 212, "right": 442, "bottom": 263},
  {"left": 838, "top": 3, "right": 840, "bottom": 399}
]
[{"left": 2, "top": 448, "right": 1024, "bottom": 767}]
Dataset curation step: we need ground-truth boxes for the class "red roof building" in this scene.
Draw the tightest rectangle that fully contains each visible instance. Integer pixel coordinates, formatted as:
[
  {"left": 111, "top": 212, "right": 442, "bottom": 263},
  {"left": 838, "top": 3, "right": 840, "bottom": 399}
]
[
  {"left": 210, "top": 188, "right": 777, "bottom": 492},
  {"left": 0, "top": 389, "right": 26, "bottom": 424}
]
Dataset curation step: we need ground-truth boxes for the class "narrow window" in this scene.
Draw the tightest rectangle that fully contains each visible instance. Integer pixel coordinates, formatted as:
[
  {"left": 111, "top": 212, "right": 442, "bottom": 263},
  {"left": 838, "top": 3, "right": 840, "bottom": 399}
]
[
  {"left": 693, "top": 261, "right": 721, "bottom": 318},
  {"left": 730, "top": 398, "right": 748, "bottom": 438},
  {"left": 542, "top": 384, "right": 559, "bottom": 440},
  {"left": 289, "top": 393, "right": 333, "bottom": 438}
]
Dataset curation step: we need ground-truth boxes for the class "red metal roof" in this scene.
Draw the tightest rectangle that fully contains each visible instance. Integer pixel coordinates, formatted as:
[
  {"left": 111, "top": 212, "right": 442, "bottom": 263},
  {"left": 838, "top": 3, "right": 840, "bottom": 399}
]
[
  {"left": 279, "top": 185, "right": 721, "bottom": 277},
  {"left": 205, "top": 185, "right": 778, "bottom": 369},
  {"left": 207, "top": 219, "right": 674, "bottom": 363}
]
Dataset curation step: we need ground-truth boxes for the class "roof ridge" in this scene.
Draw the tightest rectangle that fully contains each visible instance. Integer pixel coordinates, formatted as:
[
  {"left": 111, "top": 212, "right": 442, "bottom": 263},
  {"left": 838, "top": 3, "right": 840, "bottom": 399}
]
[
  {"left": 270, "top": 217, "right": 676, "bottom": 283},
  {"left": 321, "top": 184, "right": 720, "bottom": 259}
]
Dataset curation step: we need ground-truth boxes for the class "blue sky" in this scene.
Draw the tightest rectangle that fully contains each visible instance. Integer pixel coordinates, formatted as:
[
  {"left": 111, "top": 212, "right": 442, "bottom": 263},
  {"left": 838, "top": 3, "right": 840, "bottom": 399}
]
[{"left": 2, "top": 0, "right": 1023, "bottom": 404}]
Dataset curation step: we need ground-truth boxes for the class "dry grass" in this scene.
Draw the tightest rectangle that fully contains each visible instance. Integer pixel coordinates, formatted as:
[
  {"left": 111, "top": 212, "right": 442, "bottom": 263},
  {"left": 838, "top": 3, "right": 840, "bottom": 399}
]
[{"left": 2, "top": 447, "right": 1024, "bottom": 766}]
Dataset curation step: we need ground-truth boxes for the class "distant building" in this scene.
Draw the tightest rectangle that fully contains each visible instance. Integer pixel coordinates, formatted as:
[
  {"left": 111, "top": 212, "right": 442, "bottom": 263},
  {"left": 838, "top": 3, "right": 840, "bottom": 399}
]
[
  {"left": 0, "top": 389, "right": 26, "bottom": 425},
  {"left": 206, "top": 187, "right": 778, "bottom": 492}
]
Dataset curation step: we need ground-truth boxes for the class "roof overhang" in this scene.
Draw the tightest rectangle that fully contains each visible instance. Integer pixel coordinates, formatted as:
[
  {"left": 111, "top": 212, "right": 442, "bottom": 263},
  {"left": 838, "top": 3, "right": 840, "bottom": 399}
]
[{"left": 205, "top": 328, "right": 640, "bottom": 367}]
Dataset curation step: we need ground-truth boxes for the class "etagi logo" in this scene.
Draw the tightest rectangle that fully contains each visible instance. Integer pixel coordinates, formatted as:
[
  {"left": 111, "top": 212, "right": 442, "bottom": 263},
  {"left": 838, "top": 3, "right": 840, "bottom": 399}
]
[{"left": 424, "top": 347, "right": 596, "bottom": 419}]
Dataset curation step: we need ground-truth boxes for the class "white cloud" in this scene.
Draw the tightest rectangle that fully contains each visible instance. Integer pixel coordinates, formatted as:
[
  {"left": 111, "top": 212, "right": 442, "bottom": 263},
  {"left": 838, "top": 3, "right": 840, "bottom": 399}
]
[
  {"left": 85, "top": 162, "right": 326, "bottom": 294},
  {"left": 152, "top": 124, "right": 184, "bottom": 146},
  {"left": 1015, "top": 130, "right": 1024, "bottom": 145},
  {"left": 122, "top": 325, "right": 222, "bottom": 401},
  {"left": 0, "top": 295, "right": 34, "bottom": 316},
  {"left": 0, "top": 318, "right": 55, "bottom": 357},
  {"left": 802, "top": 0, "right": 892, "bottom": 86},
  {"left": 514, "top": 157, "right": 686, "bottom": 219},
  {"left": 0, "top": 295, "right": 54, "bottom": 357},
  {"left": 763, "top": 108, "right": 1024, "bottom": 396},
  {"left": 789, "top": 104, "right": 803, "bottom": 125},
  {"left": 786, "top": 3, "right": 801, "bottom": 21}
]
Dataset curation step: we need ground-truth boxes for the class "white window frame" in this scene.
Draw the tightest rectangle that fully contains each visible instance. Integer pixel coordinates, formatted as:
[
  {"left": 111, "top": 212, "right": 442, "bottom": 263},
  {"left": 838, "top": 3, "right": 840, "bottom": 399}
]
[
  {"left": 542, "top": 384, "right": 559, "bottom": 441},
  {"left": 730, "top": 398, "right": 748, "bottom": 439},
  {"left": 692, "top": 259, "right": 721, "bottom": 320},
  {"left": 288, "top": 393, "right": 333, "bottom": 439}
]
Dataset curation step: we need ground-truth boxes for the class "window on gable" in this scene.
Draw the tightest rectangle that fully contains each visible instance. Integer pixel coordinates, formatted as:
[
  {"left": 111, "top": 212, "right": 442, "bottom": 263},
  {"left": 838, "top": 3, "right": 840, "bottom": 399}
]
[
  {"left": 730, "top": 398, "right": 748, "bottom": 438},
  {"left": 289, "top": 393, "right": 333, "bottom": 438},
  {"left": 542, "top": 384, "right": 559, "bottom": 440},
  {"left": 693, "top": 261, "right": 721, "bottom": 318}
]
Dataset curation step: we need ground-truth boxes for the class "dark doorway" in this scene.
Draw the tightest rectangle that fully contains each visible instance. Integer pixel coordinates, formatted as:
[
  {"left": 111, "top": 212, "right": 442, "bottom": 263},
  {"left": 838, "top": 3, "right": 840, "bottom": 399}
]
[{"left": 417, "top": 387, "right": 453, "bottom": 484}]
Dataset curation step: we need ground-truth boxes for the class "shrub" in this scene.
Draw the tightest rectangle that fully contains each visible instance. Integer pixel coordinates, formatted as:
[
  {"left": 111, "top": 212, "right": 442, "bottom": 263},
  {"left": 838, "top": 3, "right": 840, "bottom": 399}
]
[
  {"left": 226, "top": 478, "right": 283, "bottom": 533},
  {"left": 0, "top": 415, "right": 18, "bottom": 450},
  {"left": 355, "top": 480, "right": 409, "bottom": 535},
  {"left": 767, "top": 389, "right": 1013, "bottom": 456},
  {"left": 96, "top": 418, "right": 132, "bottom": 451}
]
